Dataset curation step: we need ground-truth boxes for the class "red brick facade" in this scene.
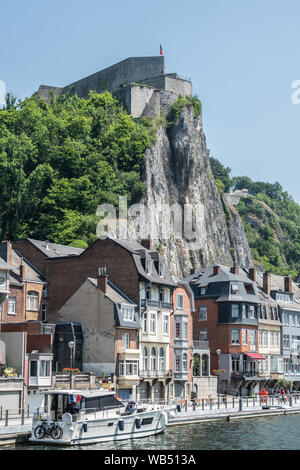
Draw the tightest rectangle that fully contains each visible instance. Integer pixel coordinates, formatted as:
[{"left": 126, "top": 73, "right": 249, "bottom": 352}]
[{"left": 193, "top": 298, "right": 258, "bottom": 372}]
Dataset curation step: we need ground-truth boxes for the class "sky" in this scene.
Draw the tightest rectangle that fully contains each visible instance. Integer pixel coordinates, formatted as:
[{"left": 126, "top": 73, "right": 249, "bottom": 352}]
[{"left": 1, "top": 0, "right": 300, "bottom": 201}]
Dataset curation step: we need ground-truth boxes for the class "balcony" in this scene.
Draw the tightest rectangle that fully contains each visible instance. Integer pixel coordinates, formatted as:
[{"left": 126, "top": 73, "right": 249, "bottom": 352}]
[
  {"left": 173, "top": 371, "right": 189, "bottom": 381},
  {"left": 231, "top": 370, "right": 266, "bottom": 380},
  {"left": 141, "top": 299, "right": 173, "bottom": 310},
  {"left": 193, "top": 341, "right": 209, "bottom": 350},
  {"left": 140, "top": 369, "right": 173, "bottom": 379}
]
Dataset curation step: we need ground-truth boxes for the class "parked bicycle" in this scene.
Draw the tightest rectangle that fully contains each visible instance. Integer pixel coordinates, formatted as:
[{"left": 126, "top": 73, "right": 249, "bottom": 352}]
[{"left": 34, "top": 420, "right": 63, "bottom": 440}]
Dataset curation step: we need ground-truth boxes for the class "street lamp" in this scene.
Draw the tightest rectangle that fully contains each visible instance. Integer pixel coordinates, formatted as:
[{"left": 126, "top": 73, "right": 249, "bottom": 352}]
[
  {"left": 68, "top": 341, "right": 75, "bottom": 389},
  {"left": 68, "top": 341, "right": 75, "bottom": 369},
  {"left": 216, "top": 349, "right": 221, "bottom": 401}
]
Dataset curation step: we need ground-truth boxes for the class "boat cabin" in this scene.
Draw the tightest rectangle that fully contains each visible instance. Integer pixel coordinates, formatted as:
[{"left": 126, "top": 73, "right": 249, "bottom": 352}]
[{"left": 44, "top": 390, "right": 125, "bottom": 421}]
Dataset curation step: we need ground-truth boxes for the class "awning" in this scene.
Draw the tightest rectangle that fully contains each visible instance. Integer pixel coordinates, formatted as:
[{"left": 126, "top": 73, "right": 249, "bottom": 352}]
[{"left": 244, "top": 353, "right": 266, "bottom": 360}]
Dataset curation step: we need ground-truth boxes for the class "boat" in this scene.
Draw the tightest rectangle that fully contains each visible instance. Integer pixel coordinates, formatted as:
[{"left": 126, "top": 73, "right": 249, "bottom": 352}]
[{"left": 29, "top": 389, "right": 177, "bottom": 446}]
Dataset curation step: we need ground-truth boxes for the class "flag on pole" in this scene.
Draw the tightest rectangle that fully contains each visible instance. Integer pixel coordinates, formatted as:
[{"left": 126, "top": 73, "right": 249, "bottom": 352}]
[{"left": 160, "top": 44, "right": 164, "bottom": 56}]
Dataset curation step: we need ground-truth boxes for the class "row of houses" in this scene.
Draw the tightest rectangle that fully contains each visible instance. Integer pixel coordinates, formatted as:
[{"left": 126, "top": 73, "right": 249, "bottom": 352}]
[{"left": 0, "top": 236, "right": 300, "bottom": 409}]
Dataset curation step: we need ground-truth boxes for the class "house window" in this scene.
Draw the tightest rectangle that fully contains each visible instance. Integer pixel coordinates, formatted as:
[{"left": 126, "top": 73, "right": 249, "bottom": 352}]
[
  {"left": 242, "top": 329, "right": 248, "bottom": 345},
  {"left": 121, "top": 305, "right": 135, "bottom": 321},
  {"left": 259, "top": 330, "right": 263, "bottom": 346},
  {"left": 250, "top": 330, "right": 256, "bottom": 349},
  {"left": 30, "top": 360, "right": 38, "bottom": 377},
  {"left": 146, "top": 286, "right": 151, "bottom": 300},
  {"left": 143, "top": 347, "right": 148, "bottom": 370},
  {"left": 42, "top": 305, "right": 47, "bottom": 322},
  {"left": 270, "top": 332, "right": 274, "bottom": 347},
  {"left": 122, "top": 333, "right": 130, "bottom": 349},
  {"left": 249, "top": 305, "right": 255, "bottom": 319},
  {"left": 163, "top": 315, "right": 169, "bottom": 334},
  {"left": 231, "top": 329, "right": 240, "bottom": 344},
  {"left": 263, "top": 305, "right": 267, "bottom": 319},
  {"left": 146, "top": 259, "right": 152, "bottom": 274},
  {"left": 175, "top": 354, "right": 181, "bottom": 372},
  {"left": 175, "top": 322, "right": 181, "bottom": 339},
  {"left": 199, "top": 306, "right": 207, "bottom": 320},
  {"left": 182, "top": 353, "right": 188, "bottom": 372},
  {"left": 199, "top": 286, "right": 206, "bottom": 295},
  {"left": 150, "top": 313, "right": 156, "bottom": 334},
  {"left": 199, "top": 330, "right": 207, "bottom": 342},
  {"left": 183, "top": 322, "right": 188, "bottom": 339},
  {"left": 159, "top": 348, "right": 165, "bottom": 371},
  {"left": 232, "top": 305, "right": 239, "bottom": 318},
  {"left": 231, "top": 284, "right": 238, "bottom": 294},
  {"left": 232, "top": 355, "right": 240, "bottom": 372},
  {"left": 42, "top": 287, "right": 47, "bottom": 299},
  {"left": 143, "top": 313, "right": 147, "bottom": 333},
  {"left": 274, "top": 332, "right": 279, "bottom": 347},
  {"left": 39, "top": 361, "right": 51, "bottom": 377},
  {"left": 151, "top": 348, "right": 157, "bottom": 370},
  {"left": 177, "top": 293, "right": 184, "bottom": 309},
  {"left": 263, "top": 331, "right": 268, "bottom": 346},
  {"left": 8, "top": 296, "right": 16, "bottom": 315},
  {"left": 245, "top": 284, "right": 255, "bottom": 295},
  {"left": 159, "top": 262, "right": 165, "bottom": 277},
  {"left": 119, "top": 361, "right": 138, "bottom": 376},
  {"left": 27, "top": 291, "right": 39, "bottom": 311},
  {"left": 242, "top": 304, "right": 247, "bottom": 319},
  {"left": 283, "top": 334, "right": 290, "bottom": 349}
]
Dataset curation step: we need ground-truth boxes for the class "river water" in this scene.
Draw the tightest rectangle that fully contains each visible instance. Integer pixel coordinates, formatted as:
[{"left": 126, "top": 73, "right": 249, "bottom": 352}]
[{"left": 3, "top": 414, "right": 300, "bottom": 451}]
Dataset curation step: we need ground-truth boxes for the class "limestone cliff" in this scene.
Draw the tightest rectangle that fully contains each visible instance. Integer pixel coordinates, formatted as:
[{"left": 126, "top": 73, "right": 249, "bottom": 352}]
[{"left": 138, "top": 105, "right": 252, "bottom": 277}]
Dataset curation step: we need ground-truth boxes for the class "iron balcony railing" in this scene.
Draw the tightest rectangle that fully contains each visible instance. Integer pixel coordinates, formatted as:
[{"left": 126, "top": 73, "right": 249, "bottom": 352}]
[
  {"left": 141, "top": 299, "right": 173, "bottom": 309},
  {"left": 231, "top": 370, "right": 266, "bottom": 379},
  {"left": 192, "top": 341, "right": 209, "bottom": 349},
  {"left": 140, "top": 369, "right": 173, "bottom": 378}
]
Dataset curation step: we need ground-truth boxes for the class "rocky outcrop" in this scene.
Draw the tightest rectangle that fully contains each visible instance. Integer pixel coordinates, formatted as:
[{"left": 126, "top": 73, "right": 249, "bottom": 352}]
[{"left": 136, "top": 104, "right": 252, "bottom": 277}]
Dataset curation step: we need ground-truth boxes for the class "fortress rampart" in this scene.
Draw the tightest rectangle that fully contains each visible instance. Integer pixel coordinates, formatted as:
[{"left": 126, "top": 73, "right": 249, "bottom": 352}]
[{"left": 36, "top": 56, "right": 193, "bottom": 118}]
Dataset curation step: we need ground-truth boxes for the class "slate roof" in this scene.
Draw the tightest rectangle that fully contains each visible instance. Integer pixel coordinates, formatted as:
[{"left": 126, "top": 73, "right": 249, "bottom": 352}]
[
  {"left": 27, "top": 238, "right": 85, "bottom": 258},
  {"left": 109, "top": 238, "right": 177, "bottom": 287},
  {"left": 87, "top": 277, "right": 140, "bottom": 329},
  {"left": 187, "top": 265, "right": 261, "bottom": 304}
]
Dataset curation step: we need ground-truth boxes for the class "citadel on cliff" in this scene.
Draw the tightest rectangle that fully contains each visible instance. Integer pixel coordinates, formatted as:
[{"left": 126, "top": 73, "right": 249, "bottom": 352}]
[{"left": 37, "top": 56, "right": 192, "bottom": 118}]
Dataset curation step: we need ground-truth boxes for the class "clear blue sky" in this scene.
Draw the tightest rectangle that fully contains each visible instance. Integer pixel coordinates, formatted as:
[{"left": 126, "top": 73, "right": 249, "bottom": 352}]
[{"left": 1, "top": 0, "right": 300, "bottom": 201}]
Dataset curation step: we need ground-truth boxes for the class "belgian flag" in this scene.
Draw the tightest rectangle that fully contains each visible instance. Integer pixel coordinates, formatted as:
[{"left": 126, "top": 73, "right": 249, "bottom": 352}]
[{"left": 160, "top": 44, "right": 164, "bottom": 56}]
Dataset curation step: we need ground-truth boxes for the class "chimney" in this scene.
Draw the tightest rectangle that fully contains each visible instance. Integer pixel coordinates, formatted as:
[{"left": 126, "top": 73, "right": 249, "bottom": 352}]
[
  {"left": 230, "top": 266, "right": 239, "bottom": 275},
  {"left": 249, "top": 267, "right": 256, "bottom": 282},
  {"left": 263, "top": 271, "right": 271, "bottom": 296},
  {"left": 97, "top": 266, "right": 108, "bottom": 293},
  {"left": 213, "top": 265, "right": 221, "bottom": 276},
  {"left": 1, "top": 241, "right": 12, "bottom": 263},
  {"left": 141, "top": 239, "right": 152, "bottom": 251},
  {"left": 284, "top": 275, "right": 293, "bottom": 293},
  {"left": 20, "top": 262, "right": 25, "bottom": 280}
]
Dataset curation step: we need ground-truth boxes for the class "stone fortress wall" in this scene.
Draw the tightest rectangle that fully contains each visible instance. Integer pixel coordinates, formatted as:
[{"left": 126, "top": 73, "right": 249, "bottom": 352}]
[{"left": 36, "top": 56, "right": 193, "bottom": 118}]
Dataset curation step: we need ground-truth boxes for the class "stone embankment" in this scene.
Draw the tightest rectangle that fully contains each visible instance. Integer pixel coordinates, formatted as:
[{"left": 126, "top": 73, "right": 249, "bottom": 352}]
[{"left": 167, "top": 396, "right": 300, "bottom": 426}]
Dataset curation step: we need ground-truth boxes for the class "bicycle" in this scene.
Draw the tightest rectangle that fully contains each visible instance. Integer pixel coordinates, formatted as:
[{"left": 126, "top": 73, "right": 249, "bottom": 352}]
[{"left": 34, "top": 420, "right": 63, "bottom": 440}]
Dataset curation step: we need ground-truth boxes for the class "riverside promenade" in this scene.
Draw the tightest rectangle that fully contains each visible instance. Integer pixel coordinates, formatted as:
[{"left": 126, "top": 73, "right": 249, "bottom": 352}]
[
  {"left": 1, "top": 395, "right": 300, "bottom": 446},
  {"left": 168, "top": 394, "right": 300, "bottom": 426}
]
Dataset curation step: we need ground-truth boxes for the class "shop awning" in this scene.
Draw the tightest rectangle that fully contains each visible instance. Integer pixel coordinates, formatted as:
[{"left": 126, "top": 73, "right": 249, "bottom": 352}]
[{"left": 244, "top": 353, "right": 266, "bottom": 360}]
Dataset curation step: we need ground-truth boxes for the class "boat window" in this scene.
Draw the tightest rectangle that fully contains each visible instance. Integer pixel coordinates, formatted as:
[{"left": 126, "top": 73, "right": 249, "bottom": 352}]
[{"left": 84, "top": 395, "right": 125, "bottom": 413}]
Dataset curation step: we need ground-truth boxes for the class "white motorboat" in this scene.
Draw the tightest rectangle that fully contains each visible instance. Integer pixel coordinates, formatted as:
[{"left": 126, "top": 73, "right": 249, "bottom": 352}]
[{"left": 29, "top": 389, "right": 176, "bottom": 446}]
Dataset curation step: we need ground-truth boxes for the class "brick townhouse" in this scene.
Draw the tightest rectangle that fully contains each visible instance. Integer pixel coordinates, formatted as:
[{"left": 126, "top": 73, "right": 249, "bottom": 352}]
[
  {"left": 58, "top": 267, "right": 140, "bottom": 401},
  {"left": 0, "top": 241, "right": 48, "bottom": 323},
  {"left": 188, "top": 265, "right": 267, "bottom": 396},
  {"left": 169, "top": 281, "right": 194, "bottom": 400},
  {"left": 14, "top": 237, "right": 178, "bottom": 400}
]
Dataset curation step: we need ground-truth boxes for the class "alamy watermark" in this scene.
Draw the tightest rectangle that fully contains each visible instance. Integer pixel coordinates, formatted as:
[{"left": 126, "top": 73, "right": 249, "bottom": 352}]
[{"left": 95, "top": 197, "right": 206, "bottom": 249}]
